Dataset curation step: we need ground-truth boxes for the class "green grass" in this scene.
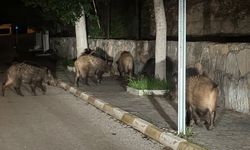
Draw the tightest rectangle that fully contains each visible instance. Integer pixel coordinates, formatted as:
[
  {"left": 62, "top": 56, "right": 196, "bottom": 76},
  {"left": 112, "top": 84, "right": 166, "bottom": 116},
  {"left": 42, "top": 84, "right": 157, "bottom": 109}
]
[
  {"left": 178, "top": 127, "right": 194, "bottom": 139},
  {"left": 127, "top": 76, "right": 172, "bottom": 90}
]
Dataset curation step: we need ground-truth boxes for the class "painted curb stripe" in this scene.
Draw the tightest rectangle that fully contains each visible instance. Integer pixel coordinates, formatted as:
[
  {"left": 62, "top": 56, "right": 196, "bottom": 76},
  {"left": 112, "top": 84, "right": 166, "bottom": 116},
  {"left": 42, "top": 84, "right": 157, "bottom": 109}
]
[
  {"left": 159, "top": 132, "right": 186, "bottom": 150},
  {"left": 69, "top": 87, "right": 77, "bottom": 94},
  {"left": 65, "top": 84, "right": 71, "bottom": 90},
  {"left": 80, "top": 92, "right": 89, "bottom": 100},
  {"left": 145, "top": 125, "right": 163, "bottom": 141},
  {"left": 121, "top": 113, "right": 136, "bottom": 125},
  {"left": 94, "top": 99, "right": 107, "bottom": 109},
  {"left": 113, "top": 107, "right": 128, "bottom": 120},
  {"left": 75, "top": 89, "right": 81, "bottom": 96},
  {"left": 132, "top": 118, "right": 151, "bottom": 133},
  {"left": 178, "top": 141, "right": 206, "bottom": 150},
  {"left": 87, "top": 96, "right": 96, "bottom": 105},
  {"left": 103, "top": 104, "right": 114, "bottom": 115},
  {"left": 59, "top": 82, "right": 67, "bottom": 89}
]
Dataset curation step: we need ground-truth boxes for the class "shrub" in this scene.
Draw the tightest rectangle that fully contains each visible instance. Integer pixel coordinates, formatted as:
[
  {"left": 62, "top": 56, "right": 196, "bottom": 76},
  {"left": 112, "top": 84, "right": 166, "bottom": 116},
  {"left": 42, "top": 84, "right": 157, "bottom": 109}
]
[{"left": 127, "top": 76, "right": 172, "bottom": 90}]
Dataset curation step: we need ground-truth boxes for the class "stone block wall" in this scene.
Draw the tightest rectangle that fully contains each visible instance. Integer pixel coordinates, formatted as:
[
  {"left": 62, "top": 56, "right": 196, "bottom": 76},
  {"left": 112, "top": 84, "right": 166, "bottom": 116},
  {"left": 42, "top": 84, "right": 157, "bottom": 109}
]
[
  {"left": 167, "top": 42, "right": 250, "bottom": 113},
  {"left": 50, "top": 38, "right": 250, "bottom": 113}
]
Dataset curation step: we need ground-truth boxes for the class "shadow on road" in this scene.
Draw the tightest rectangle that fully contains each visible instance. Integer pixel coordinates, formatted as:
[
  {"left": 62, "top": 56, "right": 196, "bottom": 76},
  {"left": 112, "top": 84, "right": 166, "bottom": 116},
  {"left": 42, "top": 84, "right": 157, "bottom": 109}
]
[{"left": 147, "top": 95, "right": 177, "bottom": 130}]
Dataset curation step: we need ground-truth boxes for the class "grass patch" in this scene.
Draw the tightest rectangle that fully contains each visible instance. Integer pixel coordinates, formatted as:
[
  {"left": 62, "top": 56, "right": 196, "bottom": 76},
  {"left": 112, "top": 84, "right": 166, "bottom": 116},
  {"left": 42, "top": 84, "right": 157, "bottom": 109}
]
[
  {"left": 127, "top": 76, "right": 172, "bottom": 90},
  {"left": 177, "top": 127, "right": 194, "bottom": 139}
]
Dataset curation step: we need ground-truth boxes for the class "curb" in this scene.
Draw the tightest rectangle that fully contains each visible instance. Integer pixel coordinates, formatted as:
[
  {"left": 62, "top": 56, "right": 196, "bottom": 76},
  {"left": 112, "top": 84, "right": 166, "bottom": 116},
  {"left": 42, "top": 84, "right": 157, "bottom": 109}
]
[{"left": 57, "top": 80, "right": 206, "bottom": 150}]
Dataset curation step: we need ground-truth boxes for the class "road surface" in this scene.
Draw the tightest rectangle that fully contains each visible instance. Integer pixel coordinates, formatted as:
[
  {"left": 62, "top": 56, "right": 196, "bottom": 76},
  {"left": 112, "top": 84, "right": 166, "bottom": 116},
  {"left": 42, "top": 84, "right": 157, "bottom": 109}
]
[{"left": 0, "top": 83, "right": 164, "bottom": 150}]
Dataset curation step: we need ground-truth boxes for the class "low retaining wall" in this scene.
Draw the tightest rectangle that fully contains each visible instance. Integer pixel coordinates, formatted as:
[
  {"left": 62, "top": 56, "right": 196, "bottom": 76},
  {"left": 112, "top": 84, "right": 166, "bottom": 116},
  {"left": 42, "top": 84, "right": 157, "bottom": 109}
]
[{"left": 50, "top": 38, "right": 250, "bottom": 113}]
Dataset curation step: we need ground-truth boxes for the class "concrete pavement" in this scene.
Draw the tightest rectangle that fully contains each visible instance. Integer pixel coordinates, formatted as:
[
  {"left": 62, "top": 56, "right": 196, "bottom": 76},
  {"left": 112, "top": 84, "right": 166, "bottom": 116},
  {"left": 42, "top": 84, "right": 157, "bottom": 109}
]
[{"left": 56, "top": 62, "right": 250, "bottom": 150}]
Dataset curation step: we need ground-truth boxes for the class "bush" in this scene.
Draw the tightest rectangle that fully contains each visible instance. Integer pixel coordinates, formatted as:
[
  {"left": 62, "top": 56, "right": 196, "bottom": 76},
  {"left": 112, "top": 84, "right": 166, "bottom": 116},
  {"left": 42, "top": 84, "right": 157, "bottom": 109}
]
[{"left": 127, "top": 76, "right": 172, "bottom": 90}]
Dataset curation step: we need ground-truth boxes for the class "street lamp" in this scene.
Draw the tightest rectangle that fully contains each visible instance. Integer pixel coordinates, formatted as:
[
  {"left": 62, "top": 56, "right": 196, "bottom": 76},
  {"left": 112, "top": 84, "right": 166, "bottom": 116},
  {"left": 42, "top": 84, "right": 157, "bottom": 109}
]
[{"left": 15, "top": 25, "right": 19, "bottom": 48}]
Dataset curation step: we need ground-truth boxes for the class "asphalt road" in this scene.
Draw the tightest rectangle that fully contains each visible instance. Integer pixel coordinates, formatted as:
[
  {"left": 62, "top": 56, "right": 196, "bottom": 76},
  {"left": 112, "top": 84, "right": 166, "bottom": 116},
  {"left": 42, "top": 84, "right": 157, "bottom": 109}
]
[{"left": 0, "top": 84, "right": 164, "bottom": 150}]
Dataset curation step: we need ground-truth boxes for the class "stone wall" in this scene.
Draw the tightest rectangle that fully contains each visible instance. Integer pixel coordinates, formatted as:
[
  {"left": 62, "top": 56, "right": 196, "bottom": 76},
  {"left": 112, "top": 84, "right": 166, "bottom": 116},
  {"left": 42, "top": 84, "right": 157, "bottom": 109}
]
[
  {"left": 166, "top": 0, "right": 250, "bottom": 36},
  {"left": 50, "top": 38, "right": 250, "bottom": 113}
]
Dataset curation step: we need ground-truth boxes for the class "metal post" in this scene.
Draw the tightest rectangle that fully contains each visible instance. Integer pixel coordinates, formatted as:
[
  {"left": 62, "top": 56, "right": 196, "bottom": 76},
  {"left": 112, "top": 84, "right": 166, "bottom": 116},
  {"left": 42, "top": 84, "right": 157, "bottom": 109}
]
[
  {"left": 135, "top": 0, "right": 141, "bottom": 39},
  {"left": 106, "top": 0, "right": 110, "bottom": 39},
  {"left": 178, "top": 0, "right": 186, "bottom": 134}
]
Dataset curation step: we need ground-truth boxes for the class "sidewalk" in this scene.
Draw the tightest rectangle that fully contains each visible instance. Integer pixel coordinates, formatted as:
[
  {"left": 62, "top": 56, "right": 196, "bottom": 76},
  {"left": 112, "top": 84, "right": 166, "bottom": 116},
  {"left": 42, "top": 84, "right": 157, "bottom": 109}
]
[{"left": 56, "top": 63, "right": 250, "bottom": 150}]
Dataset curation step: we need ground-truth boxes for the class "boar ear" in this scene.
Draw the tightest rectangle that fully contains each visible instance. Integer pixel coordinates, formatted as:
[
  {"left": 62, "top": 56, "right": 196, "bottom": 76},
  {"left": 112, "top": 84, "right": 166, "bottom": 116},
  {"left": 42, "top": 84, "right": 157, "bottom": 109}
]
[{"left": 195, "top": 63, "right": 203, "bottom": 75}]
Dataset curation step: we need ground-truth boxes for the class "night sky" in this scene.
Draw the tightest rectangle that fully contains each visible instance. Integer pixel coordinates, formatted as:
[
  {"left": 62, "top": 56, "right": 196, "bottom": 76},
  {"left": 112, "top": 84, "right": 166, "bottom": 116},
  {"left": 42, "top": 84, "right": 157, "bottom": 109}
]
[{"left": 0, "top": 0, "right": 43, "bottom": 26}]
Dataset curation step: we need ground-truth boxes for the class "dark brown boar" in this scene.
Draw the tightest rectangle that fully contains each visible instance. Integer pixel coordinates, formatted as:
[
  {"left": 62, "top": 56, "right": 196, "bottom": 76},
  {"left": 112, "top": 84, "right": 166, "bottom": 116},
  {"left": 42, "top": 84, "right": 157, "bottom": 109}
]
[
  {"left": 74, "top": 55, "right": 112, "bottom": 86},
  {"left": 187, "top": 74, "right": 219, "bottom": 130},
  {"left": 116, "top": 51, "right": 134, "bottom": 78},
  {"left": 140, "top": 56, "right": 174, "bottom": 78},
  {"left": 78, "top": 47, "right": 113, "bottom": 62},
  {"left": 2, "top": 62, "right": 55, "bottom": 96}
]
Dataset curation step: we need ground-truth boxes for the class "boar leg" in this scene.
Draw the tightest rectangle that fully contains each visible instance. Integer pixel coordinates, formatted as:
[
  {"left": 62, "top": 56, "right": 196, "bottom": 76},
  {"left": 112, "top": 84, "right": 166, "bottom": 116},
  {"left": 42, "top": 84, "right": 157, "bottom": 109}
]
[
  {"left": 2, "top": 82, "right": 10, "bottom": 96},
  {"left": 74, "top": 68, "right": 81, "bottom": 87},
  {"left": 84, "top": 76, "right": 90, "bottom": 86},
  {"left": 14, "top": 80, "right": 24, "bottom": 96},
  {"left": 128, "top": 70, "right": 132, "bottom": 78},
  {"left": 96, "top": 71, "right": 104, "bottom": 84},
  {"left": 80, "top": 72, "right": 89, "bottom": 86},
  {"left": 30, "top": 82, "right": 37, "bottom": 96},
  {"left": 118, "top": 67, "right": 123, "bottom": 78},
  {"left": 207, "top": 111, "right": 216, "bottom": 130},
  {"left": 192, "top": 108, "right": 203, "bottom": 127},
  {"left": 37, "top": 81, "right": 46, "bottom": 94},
  {"left": 2, "top": 83, "right": 7, "bottom": 96},
  {"left": 187, "top": 106, "right": 195, "bottom": 126},
  {"left": 15, "top": 87, "right": 23, "bottom": 96},
  {"left": 92, "top": 75, "right": 99, "bottom": 85},
  {"left": 74, "top": 75, "right": 80, "bottom": 87},
  {"left": 2, "top": 77, "right": 14, "bottom": 96}
]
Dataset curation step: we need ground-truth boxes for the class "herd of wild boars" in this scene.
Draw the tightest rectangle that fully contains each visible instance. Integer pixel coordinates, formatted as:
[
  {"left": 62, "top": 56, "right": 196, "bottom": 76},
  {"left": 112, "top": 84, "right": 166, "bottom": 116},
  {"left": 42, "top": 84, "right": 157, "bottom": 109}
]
[
  {"left": 74, "top": 49, "right": 134, "bottom": 86},
  {"left": 1, "top": 47, "right": 219, "bottom": 130},
  {"left": 115, "top": 52, "right": 218, "bottom": 130},
  {"left": 2, "top": 62, "right": 56, "bottom": 96}
]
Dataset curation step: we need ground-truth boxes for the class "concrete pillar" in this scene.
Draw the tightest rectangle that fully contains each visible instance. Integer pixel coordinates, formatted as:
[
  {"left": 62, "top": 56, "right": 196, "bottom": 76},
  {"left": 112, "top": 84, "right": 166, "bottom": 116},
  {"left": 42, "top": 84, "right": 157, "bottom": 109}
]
[
  {"left": 34, "top": 32, "right": 42, "bottom": 50},
  {"left": 43, "top": 30, "right": 49, "bottom": 52}
]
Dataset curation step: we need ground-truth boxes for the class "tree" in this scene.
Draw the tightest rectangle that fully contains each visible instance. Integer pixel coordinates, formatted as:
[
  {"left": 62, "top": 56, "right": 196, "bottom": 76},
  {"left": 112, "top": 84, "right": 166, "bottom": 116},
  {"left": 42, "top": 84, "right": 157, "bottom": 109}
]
[
  {"left": 22, "top": 0, "right": 92, "bottom": 57},
  {"left": 75, "top": 10, "right": 88, "bottom": 57},
  {"left": 153, "top": 0, "right": 167, "bottom": 80}
]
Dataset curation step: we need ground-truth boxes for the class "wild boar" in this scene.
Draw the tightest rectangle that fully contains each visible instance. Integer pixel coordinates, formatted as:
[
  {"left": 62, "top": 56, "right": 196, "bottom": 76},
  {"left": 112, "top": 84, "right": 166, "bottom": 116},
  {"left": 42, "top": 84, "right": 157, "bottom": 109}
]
[
  {"left": 186, "top": 74, "right": 219, "bottom": 130},
  {"left": 79, "top": 47, "right": 113, "bottom": 62},
  {"left": 74, "top": 55, "right": 112, "bottom": 86},
  {"left": 172, "top": 63, "right": 203, "bottom": 83},
  {"left": 2, "top": 62, "right": 55, "bottom": 96},
  {"left": 171, "top": 64, "right": 202, "bottom": 100},
  {"left": 116, "top": 51, "right": 134, "bottom": 78},
  {"left": 140, "top": 56, "right": 174, "bottom": 78}
]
